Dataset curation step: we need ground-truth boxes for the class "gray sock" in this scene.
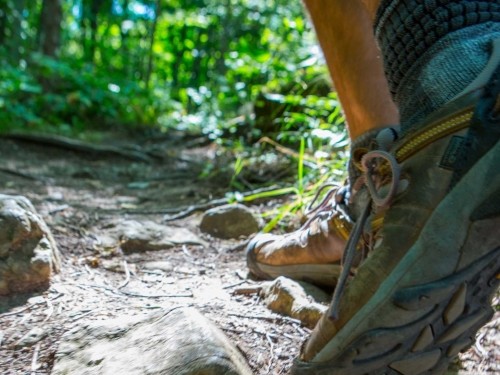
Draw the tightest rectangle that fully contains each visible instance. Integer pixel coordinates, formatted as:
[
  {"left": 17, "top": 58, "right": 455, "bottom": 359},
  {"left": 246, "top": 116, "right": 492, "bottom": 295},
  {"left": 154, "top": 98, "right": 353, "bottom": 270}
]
[
  {"left": 397, "top": 24, "right": 500, "bottom": 129},
  {"left": 374, "top": 0, "right": 500, "bottom": 133}
]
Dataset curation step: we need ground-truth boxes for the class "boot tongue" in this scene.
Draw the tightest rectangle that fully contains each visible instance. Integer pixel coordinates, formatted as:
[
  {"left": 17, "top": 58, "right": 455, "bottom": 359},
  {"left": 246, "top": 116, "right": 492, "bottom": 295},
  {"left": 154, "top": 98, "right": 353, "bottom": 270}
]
[{"left": 347, "top": 126, "right": 400, "bottom": 220}]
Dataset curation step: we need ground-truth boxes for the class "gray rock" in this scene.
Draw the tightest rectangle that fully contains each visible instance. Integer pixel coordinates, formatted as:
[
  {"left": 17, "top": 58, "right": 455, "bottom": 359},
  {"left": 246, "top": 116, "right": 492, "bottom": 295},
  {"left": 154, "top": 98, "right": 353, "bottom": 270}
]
[
  {"left": 260, "top": 276, "right": 330, "bottom": 328},
  {"left": 0, "top": 194, "right": 60, "bottom": 295},
  {"left": 15, "top": 327, "right": 49, "bottom": 348},
  {"left": 200, "top": 204, "right": 259, "bottom": 239},
  {"left": 52, "top": 307, "right": 252, "bottom": 375},
  {"left": 95, "top": 220, "right": 206, "bottom": 254}
]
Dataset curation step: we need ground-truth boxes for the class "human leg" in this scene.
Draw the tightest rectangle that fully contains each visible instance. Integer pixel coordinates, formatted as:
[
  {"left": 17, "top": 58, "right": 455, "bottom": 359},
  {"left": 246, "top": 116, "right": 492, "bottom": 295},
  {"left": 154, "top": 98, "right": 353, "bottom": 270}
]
[
  {"left": 293, "top": 1, "right": 500, "bottom": 373},
  {"left": 303, "top": 0, "right": 398, "bottom": 139}
]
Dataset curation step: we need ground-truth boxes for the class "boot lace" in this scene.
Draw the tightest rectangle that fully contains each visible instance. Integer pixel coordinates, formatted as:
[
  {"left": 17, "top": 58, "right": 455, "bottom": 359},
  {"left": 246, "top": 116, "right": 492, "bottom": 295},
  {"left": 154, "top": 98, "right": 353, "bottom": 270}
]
[
  {"left": 302, "top": 184, "right": 348, "bottom": 225},
  {"left": 293, "top": 183, "right": 350, "bottom": 246},
  {"left": 329, "top": 131, "right": 402, "bottom": 320}
]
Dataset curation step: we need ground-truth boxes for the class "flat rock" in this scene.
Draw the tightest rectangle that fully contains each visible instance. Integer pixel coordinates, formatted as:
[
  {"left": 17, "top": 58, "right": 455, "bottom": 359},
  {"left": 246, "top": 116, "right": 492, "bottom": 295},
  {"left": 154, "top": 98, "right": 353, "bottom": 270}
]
[
  {"left": 95, "top": 219, "right": 206, "bottom": 254},
  {"left": 0, "top": 194, "right": 61, "bottom": 295},
  {"left": 52, "top": 307, "right": 252, "bottom": 375},
  {"left": 200, "top": 204, "right": 259, "bottom": 239},
  {"left": 15, "top": 327, "right": 49, "bottom": 348},
  {"left": 260, "top": 276, "right": 330, "bottom": 328}
]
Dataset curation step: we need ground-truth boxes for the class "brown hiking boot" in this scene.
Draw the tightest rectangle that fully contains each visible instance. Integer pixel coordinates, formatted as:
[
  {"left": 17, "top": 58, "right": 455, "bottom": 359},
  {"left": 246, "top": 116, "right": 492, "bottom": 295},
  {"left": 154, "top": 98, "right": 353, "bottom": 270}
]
[
  {"left": 291, "top": 42, "right": 500, "bottom": 374},
  {"left": 246, "top": 184, "right": 352, "bottom": 287}
]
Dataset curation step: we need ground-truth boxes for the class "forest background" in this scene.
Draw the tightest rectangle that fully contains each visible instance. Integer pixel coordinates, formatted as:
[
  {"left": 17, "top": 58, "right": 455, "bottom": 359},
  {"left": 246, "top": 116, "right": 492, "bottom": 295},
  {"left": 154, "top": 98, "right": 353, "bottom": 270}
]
[{"left": 0, "top": 0, "right": 349, "bottom": 225}]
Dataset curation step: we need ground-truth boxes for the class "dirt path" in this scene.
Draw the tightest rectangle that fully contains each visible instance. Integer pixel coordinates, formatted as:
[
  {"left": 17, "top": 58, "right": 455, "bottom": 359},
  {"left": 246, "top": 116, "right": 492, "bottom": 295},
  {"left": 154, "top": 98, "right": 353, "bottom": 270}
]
[{"left": 0, "top": 133, "right": 498, "bottom": 374}]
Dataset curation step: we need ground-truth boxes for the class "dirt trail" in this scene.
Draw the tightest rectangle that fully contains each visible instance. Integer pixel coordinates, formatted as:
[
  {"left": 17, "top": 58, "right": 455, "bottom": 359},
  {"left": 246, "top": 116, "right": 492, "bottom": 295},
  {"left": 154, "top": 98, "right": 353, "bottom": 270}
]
[{"left": 0, "top": 133, "right": 497, "bottom": 374}]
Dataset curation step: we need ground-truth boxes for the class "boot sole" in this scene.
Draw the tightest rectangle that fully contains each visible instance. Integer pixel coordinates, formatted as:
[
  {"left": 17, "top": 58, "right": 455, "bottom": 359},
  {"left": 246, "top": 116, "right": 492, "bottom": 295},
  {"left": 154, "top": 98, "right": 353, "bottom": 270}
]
[{"left": 292, "top": 140, "right": 500, "bottom": 374}]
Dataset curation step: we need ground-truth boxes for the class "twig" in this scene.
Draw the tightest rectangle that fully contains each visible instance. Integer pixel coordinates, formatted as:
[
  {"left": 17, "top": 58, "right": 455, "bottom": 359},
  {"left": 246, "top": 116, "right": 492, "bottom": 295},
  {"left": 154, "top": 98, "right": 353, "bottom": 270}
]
[
  {"left": 118, "top": 260, "right": 131, "bottom": 289},
  {"left": 251, "top": 328, "right": 278, "bottom": 339},
  {"left": 31, "top": 343, "right": 40, "bottom": 375},
  {"left": 231, "top": 285, "right": 262, "bottom": 295},
  {"left": 258, "top": 136, "right": 318, "bottom": 169},
  {"left": 84, "top": 264, "right": 94, "bottom": 276},
  {"left": 119, "top": 290, "right": 193, "bottom": 298},
  {"left": 226, "top": 241, "right": 249, "bottom": 253},
  {"left": 258, "top": 136, "right": 302, "bottom": 159},
  {"left": 227, "top": 312, "right": 301, "bottom": 325},
  {"left": 71, "top": 310, "right": 95, "bottom": 322},
  {"left": 48, "top": 204, "right": 70, "bottom": 214},
  {"left": 141, "top": 269, "right": 165, "bottom": 275},
  {"left": 0, "top": 305, "right": 33, "bottom": 318},
  {"left": 76, "top": 283, "right": 192, "bottom": 298},
  {"left": 181, "top": 245, "right": 203, "bottom": 266},
  {"left": 265, "top": 332, "right": 275, "bottom": 374},
  {"left": 43, "top": 298, "right": 54, "bottom": 322},
  {"left": 0, "top": 292, "right": 64, "bottom": 319},
  {"left": 162, "top": 185, "right": 285, "bottom": 221},
  {"left": 221, "top": 327, "right": 247, "bottom": 335},
  {"left": 173, "top": 267, "right": 198, "bottom": 276},
  {"left": 0, "top": 167, "right": 40, "bottom": 181},
  {"left": 75, "top": 283, "right": 122, "bottom": 296},
  {"left": 235, "top": 270, "right": 248, "bottom": 280},
  {"left": 222, "top": 280, "right": 248, "bottom": 289},
  {"left": 162, "top": 197, "right": 229, "bottom": 221}
]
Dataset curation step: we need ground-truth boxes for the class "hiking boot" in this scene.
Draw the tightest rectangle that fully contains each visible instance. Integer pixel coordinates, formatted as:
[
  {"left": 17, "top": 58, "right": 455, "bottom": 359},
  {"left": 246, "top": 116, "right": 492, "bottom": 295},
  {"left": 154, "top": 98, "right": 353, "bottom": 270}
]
[
  {"left": 292, "top": 41, "right": 500, "bottom": 374},
  {"left": 246, "top": 184, "right": 351, "bottom": 287}
]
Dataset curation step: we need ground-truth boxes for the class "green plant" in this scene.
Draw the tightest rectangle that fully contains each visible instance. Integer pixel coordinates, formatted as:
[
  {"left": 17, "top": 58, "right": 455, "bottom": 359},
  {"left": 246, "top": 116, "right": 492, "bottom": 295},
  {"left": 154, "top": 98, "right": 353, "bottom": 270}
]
[{"left": 225, "top": 134, "right": 348, "bottom": 232}]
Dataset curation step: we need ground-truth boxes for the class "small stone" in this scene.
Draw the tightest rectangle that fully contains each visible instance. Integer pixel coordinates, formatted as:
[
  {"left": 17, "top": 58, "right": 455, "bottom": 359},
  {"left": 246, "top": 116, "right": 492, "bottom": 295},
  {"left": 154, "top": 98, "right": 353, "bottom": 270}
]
[
  {"left": 52, "top": 307, "right": 252, "bottom": 375},
  {"left": 15, "top": 327, "right": 48, "bottom": 348},
  {"left": 260, "top": 276, "right": 330, "bottom": 328},
  {"left": 200, "top": 204, "right": 260, "bottom": 239}
]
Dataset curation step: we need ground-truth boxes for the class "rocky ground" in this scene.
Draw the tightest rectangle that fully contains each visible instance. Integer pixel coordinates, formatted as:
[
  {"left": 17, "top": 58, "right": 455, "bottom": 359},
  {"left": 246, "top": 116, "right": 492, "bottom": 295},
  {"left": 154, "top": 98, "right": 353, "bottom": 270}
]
[{"left": 0, "top": 132, "right": 498, "bottom": 374}]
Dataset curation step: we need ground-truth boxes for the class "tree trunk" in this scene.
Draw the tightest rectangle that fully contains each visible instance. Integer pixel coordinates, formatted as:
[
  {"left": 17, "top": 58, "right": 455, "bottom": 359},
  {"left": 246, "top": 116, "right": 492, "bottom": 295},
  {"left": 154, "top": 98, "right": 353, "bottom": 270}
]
[
  {"left": 215, "top": 0, "right": 232, "bottom": 75},
  {"left": 89, "top": 0, "right": 100, "bottom": 63},
  {"left": 171, "top": 25, "right": 187, "bottom": 92},
  {"left": 39, "top": 0, "right": 62, "bottom": 57},
  {"left": 145, "top": 0, "right": 160, "bottom": 89},
  {"left": 9, "top": 0, "right": 24, "bottom": 62},
  {"left": 0, "top": 0, "right": 7, "bottom": 47},
  {"left": 120, "top": 0, "right": 130, "bottom": 77}
]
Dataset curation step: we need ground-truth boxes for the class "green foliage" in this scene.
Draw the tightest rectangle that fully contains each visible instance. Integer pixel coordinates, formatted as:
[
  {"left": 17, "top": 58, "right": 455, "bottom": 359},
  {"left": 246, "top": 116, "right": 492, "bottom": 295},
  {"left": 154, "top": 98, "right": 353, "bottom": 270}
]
[
  {"left": 0, "top": 52, "right": 176, "bottom": 134},
  {"left": 0, "top": 0, "right": 345, "bottom": 141}
]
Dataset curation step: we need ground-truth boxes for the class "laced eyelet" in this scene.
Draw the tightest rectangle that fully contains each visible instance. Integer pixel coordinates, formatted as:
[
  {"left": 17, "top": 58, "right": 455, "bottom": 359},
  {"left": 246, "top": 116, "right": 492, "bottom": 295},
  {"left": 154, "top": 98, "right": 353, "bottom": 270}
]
[{"left": 352, "top": 147, "right": 369, "bottom": 172}]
